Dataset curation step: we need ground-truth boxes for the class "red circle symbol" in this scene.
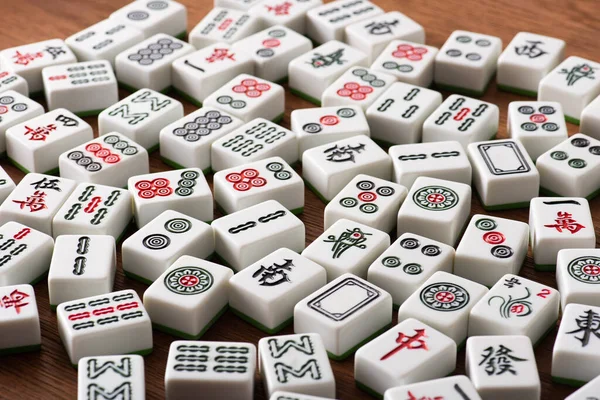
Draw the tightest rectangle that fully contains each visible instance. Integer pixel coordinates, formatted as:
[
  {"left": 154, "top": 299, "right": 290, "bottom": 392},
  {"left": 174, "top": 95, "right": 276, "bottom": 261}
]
[
  {"left": 320, "top": 115, "right": 339, "bottom": 126},
  {"left": 152, "top": 178, "right": 170, "bottom": 188},
  {"left": 232, "top": 85, "right": 247, "bottom": 93},
  {"left": 435, "top": 291, "right": 455, "bottom": 303},
  {"left": 483, "top": 231, "right": 505, "bottom": 244},
  {"left": 530, "top": 114, "right": 547, "bottom": 123},
  {"left": 233, "top": 182, "right": 251, "bottom": 191},
  {"left": 255, "top": 83, "right": 271, "bottom": 92},
  {"left": 139, "top": 189, "right": 155, "bottom": 199},
  {"left": 155, "top": 187, "right": 174, "bottom": 197},
  {"left": 226, "top": 173, "right": 243, "bottom": 183},
  {"left": 246, "top": 90, "right": 261, "bottom": 98},
  {"left": 242, "top": 169, "right": 259, "bottom": 178},
  {"left": 426, "top": 193, "right": 446, "bottom": 203},
  {"left": 241, "top": 79, "right": 257, "bottom": 87},
  {"left": 358, "top": 192, "right": 377, "bottom": 202},
  {"left": 95, "top": 149, "right": 111, "bottom": 158},
  {"left": 583, "top": 264, "right": 600, "bottom": 276},
  {"left": 104, "top": 154, "right": 120, "bottom": 164},
  {"left": 251, "top": 177, "right": 267, "bottom": 187},
  {"left": 86, "top": 143, "right": 103, "bottom": 153},
  {"left": 392, "top": 44, "right": 428, "bottom": 61},
  {"left": 0, "top": 106, "right": 7, "bottom": 114},
  {"left": 179, "top": 275, "right": 199, "bottom": 287},
  {"left": 135, "top": 180, "right": 153, "bottom": 190},
  {"left": 262, "top": 39, "right": 280, "bottom": 48}
]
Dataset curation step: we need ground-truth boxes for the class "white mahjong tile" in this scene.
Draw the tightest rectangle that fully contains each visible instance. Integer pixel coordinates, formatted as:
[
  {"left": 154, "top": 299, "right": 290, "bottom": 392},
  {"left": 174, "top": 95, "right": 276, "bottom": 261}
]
[
  {"left": 189, "top": 7, "right": 262, "bottom": 49},
  {"left": 371, "top": 40, "right": 438, "bottom": 87},
  {"left": 0, "top": 284, "right": 41, "bottom": 355},
  {"left": 383, "top": 375, "right": 481, "bottom": 400},
  {"left": 0, "top": 70, "right": 28, "bottom": 96},
  {"left": 0, "top": 90, "right": 44, "bottom": 156},
  {"left": 77, "top": 355, "right": 145, "bottom": 400},
  {"left": 248, "top": 0, "right": 322, "bottom": 34},
  {"left": 109, "top": 0, "right": 187, "bottom": 39},
  {"left": 556, "top": 249, "right": 600, "bottom": 310}
]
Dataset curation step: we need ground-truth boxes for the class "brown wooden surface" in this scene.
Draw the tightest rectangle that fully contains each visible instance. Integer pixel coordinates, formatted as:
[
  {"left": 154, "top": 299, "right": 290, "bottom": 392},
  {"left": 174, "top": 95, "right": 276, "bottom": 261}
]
[{"left": 0, "top": 0, "right": 598, "bottom": 398}]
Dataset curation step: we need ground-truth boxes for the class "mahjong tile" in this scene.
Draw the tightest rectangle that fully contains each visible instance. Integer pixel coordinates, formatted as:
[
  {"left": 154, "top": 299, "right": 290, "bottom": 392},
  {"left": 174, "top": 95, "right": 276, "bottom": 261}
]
[
  {"left": 210, "top": 118, "right": 297, "bottom": 172},
  {"left": 294, "top": 273, "right": 392, "bottom": 360},
  {"left": 538, "top": 56, "right": 600, "bottom": 124},
  {"left": 48, "top": 235, "right": 116, "bottom": 309},
  {"left": 213, "top": 157, "right": 304, "bottom": 215},
  {"left": 422, "top": 94, "right": 499, "bottom": 148},
  {"left": 232, "top": 26, "right": 312, "bottom": 83},
  {"left": 143, "top": 256, "right": 233, "bottom": 339},
  {"left": 129, "top": 168, "right": 212, "bottom": 227},
  {"left": 98, "top": 89, "right": 184, "bottom": 151},
  {"left": 383, "top": 376, "right": 481, "bottom": 400},
  {"left": 0, "top": 39, "right": 76, "bottom": 96},
  {"left": 471, "top": 276, "right": 559, "bottom": 348},
  {"left": 398, "top": 271, "right": 488, "bottom": 346},
  {"left": 288, "top": 40, "right": 368, "bottom": 105},
  {"left": 396, "top": 176, "right": 471, "bottom": 246},
  {"left": 212, "top": 200, "right": 305, "bottom": 272},
  {"left": 77, "top": 355, "right": 145, "bottom": 400},
  {"left": 229, "top": 248, "right": 327, "bottom": 333},
  {"left": 354, "top": 318, "right": 457, "bottom": 398},
  {"left": 189, "top": 7, "right": 262, "bottom": 49},
  {"left": 0, "top": 90, "right": 44, "bottom": 157},
  {"left": 109, "top": 0, "right": 187, "bottom": 39},
  {"left": 59, "top": 132, "right": 149, "bottom": 189},
  {"left": 57, "top": 289, "right": 153, "bottom": 365},
  {"left": 42, "top": 60, "right": 118, "bottom": 116},
  {"left": 466, "top": 335, "right": 540, "bottom": 399},
  {"left": 556, "top": 249, "right": 600, "bottom": 310},
  {"left": 269, "top": 392, "right": 335, "bottom": 400},
  {"left": 0, "top": 174, "right": 76, "bottom": 235},
  {"left": 454, "top": 215, "right": 529, "bottom": 287},
  {"left": 367, "top": 233, "right": 455, "bottom": 308},
  {"left": 215, "top": 0, "right": 266, "bottom": 11},
  {"left": 507, "top": 101, "right": 568, "bottom": 160},
  {"left": 0, "top": 166, "right": 15, "bottom": 204},
  {"left": 203, "top": 74, "right": 285, "bottom": 123},
  {"left": 302, "top": 218, "right": 389, "bottom": 281},
  {"left": 581, "top": 95, "right": 600, "bottom": 141},
  {"left": 537, "top": 133, "right": 600, "bottom": 199},
  {"left": 0, "top": 70, "right": 28, "bottom": 96},
  {"left": 115, "top": 34, "right": 195, "bottom": 92},
  {"left": 122, "top": 210, "right": 215, "bottom": 284},
  {"left": 302, "top": 136, "right": 392, "bottom": 202},
  {"left": 366, "top": 82, "right": 442, "bottom": 146},
  {"left": 389, "top": 140, "right": 472, "bottom": 190},
  {"left": 497, "top": 32, "right": 566, "bottom": 97},
  {"left": 248, "top": 0, "right": 322, "bottom": 34},
  {"left": 370, "top": 40, "right": 438, "bottom": 87},
  {"left": 258, "top": 333, "right": 335, "bottom": 398},
  {"left": 324, "top": 174, "right": 407, "bottom": 233},
  {"left": 529, "top": 197, "right": 595, "bottom": 270},
  {"left": 53, "top": 183, "right": 133, "bottom": 240},
  {"left": 565, "top": 374, "right": 600, "bottom": 400},
  {"left": 290, "top": 105, "right": 370, "bottom": 154},
  {"left": 165, "top": 341, "right": 256, "bottom": 400},
  {"left": 0, "top": 284, "right": 41, "bottom": 355},
  {"left": 321, "top": 66, "right": 396, "bottom": 112},
  {"left": 345, "top": 11, "right": 425, "bottom": 64},
  {"left": 6, "top": 109, "right": 93, "bottom": 174},
  {"left": 305, "top": 0, "right": 383, "bottom": 44},
  {"left": 434, "top": 30, "right": 502, "bottom": 96}
]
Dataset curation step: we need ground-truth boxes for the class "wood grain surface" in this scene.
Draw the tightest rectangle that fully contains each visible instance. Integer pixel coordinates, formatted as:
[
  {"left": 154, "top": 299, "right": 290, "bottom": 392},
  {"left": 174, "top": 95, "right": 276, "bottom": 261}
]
[{"left": 0, "top": 0, "right": 599, "bottom": 398}]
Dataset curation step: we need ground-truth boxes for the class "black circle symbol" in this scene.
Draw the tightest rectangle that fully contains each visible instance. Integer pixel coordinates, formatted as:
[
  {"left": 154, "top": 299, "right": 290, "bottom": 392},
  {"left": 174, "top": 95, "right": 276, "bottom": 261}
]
[
  {"left": 539, "top": 106, "right": 556, "bottom": 115},
  {"left": 164, "top": 218, "right": 192, "bottom": 233},
  {"left": 475, "top": 218, "right": 497, "bottom": 231},
  {"left": 340, "top": 197, "right": 358, "bottom": 208},
  {"left": 589, "top": 146, "right": 600, "bottom": 155},
  {"left": 337, "top": 108, "right": 356, "bottom": 118},
  {"left": 268, "top": 29, "right": 286, "bottom": 37},
  {"left": 123, "top": 147, "right": 138, "bottom": 156},
  {"left": 128, "top": 11, "right": 149, "bottom": 20},
  {"left": 491, "top": 245, "right": 513, "bottom": 258},
  {"left": 143, "top": 234, "right": 170, "bottom": 250},
  {"left": 446, "top": 49, "right": 462, "bottom": 57},
  {"left": 359, "top": 203, "right": 378, "bottom": 214},
  {"left": 400, "top": 237, "right": 420, "bottom": 249},
  {"left": 475, "top": 39, "right": 491, "bottom": 46},
  {"left": 572, "top": 138, "right": 590, "bottom": 148},
  {"left": 517, "top": 106, "right": 535, "bottom": 115},
  {"left": 104, "top": 135, "right": 120, "bottom": 144},
  {"left": 397, "top": 64, "right": 413, "bottom": 72},
  {"left": 86, "top": 163, "right": 102, "bottom": 172},
  {"left": 521, "top": 122, "right": 537, "bottom": 132},
  {"left": 266, "top": 162, "right": 284, "bottom": 172},
  {"left": 181, "top": 170, "right": 199, "bottom": 180},
  {"left": 275, "top": 171, "right": 291, "bottom": 180},
  {"left": 550, "top": 151, "right": 568, "bottom": 160},
  {"left": 175, "top": 187, "right": 194, "bottom": 196},
  {"left": 217, "top": 96, "right": 232, "bottom": 104},
  {"left": 403, "top": 263, "right": 423, "bottom": 275},
  {"left": 178, "top": 179, "right": 196, "bottom": 188},
  {"left": 466, "top": 53, "right": 482, "bottom": 61},
  {"left": 67, "top": 151, "right": 84, "bottom": 160},
  {"left": 11, "top": 103, "right": 27, "bottom": 112},
  {"left": 302, "top": 123, "right": 322, "bottom": 134},
  {"left": 542, "top": 122, "right": 559, "bottom": 132},
  {"left": 0, "top": 96, "right": 14, "bottom": 105},
  {"left": 356, "top": 180, "right": 375, "bottom": 191},
  {"left": 352, "top": 68, "right": 368, "bottom": 77},
  {"left": 456, "top": 35, "right": 472, "bottom": 43},
  {"left": 569, "top": 158, "right": 587, "bottom": 169},
  {"left": 376, "top": 186, "right": 395, "bottom": 196},
  {"left": 147, "top": 1, "right": 168, "bottom": 9},
  {"left": 231, "top": 100, "right": 246, "bottom": 109},
  {"left": 257, "top": 49, "right": 274, "bottom": 58},
  {"left": 382, "top": 256, "right": 401, "bottom": 268},
  {"left": 421, "top": 245, "right": 441, "bottom": 256}
]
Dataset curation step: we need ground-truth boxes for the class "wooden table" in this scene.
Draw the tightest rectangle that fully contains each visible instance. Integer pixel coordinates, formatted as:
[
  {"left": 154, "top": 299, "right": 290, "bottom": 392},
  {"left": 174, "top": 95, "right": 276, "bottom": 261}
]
[{"left": 0, "top": 0, "right": 598, "bottom": 398}]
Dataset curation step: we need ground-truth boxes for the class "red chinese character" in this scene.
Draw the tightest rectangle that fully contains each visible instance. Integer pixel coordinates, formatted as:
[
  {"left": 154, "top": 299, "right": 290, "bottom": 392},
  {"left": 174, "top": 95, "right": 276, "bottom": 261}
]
[
  {"left": 12, "top": 50, "right": 44, "bottom": 66},
  {"left": 380, "top": 328, "right": 428, "bottom": 361},
  {"left": 0, "top": 289, "right": 30, "bottom": 314},
  {"left": 407, "top": 391, "right": 444, "bottom": 400},
  {"left": 544, "top": 211, "right": 585, "bottom": 234},
  {"left": 12, "top": 190, "right": 47, "bottom": 212},
  {"left": 265, "top": 1, "right": 293, "bottom": 15},
  {"left": 205, "top": 48, "right": 236, "bottom": 63},
  {"left": 23, "top": 124, "right": 57, "bottom": 141}
]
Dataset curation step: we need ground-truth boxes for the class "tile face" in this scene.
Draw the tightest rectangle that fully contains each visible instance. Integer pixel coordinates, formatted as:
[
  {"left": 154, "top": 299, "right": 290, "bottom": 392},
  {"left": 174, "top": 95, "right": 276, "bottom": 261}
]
[
  {"left": 345, "top": 11, "right": 425, "bottom": 64},
  {"left": 65, "top": 19, "right": 145, "bottom": 69},
  {"left": 270, "top": 392, "right": 335, "bottom": 400},
  {"left": 0, "top": 90, "right": 45, "bottom": 156},
  {"left": 305, "top": 0, "right": 383, "bottom": 44},
  {"left": 214, "top": 157, "right": 304, "bottom": 214},
  {"left": 455, "top": 215, "right": 529, "bottom": 287},
  {"left": 215, "top": 0, "right": 267, "bottom": 11},
  {"left": 294, "top": 273, "right": 392, "bottom": 359},
  {"left": 466, "top": 335, "right": 540, "bottom": 399},
  {"left": 398, "top": 271, "right": 488, "bottom": 345},
  {"left": 98, "top": 89, "right": 184, "bottom": 151},
  {"left": 6, "top": 109, "right": 93, "bottom": 174},
  {"left": 383, "top": 375, "right": 481, "bottom": 400},
  {"left": 189, "top": 7, "right": 262, "bottom": 49},
  {"left": 248, "top": 0, "right": 322, "bottom": 34},
  {"left": 368, "top": 232, "right": 455, "bottom": 307},
  {"left": 422, "top": 94, "right": 499, "bottom": 148},
  {"left": 396, "top": 176, "right": 471, "bottom": 246},
  {"left": 0, "top": 70, "right": 28, "bottom": 96},
  {"left": 497, "top": 32, "right": 566, "bottom": 96},
  {"left": 371, "top": 40, "right": 438, "bottom": 87},
  {"left": 354, "top": 318, "right": 457, "bottom": 398},
  {"left": 144, "top": 256, "right": 233, "bottom": 338},
  {"left": 212, "top": 200, "right": 305, "bottom": 272},
  {"left": 0, "top": 166, "right": 16, "bottom": 204},
  {"left": 57, "top": 289, "right": 153, "bottom": 365},
  {"left": 210, "top": 118, "right": 298, "bottom": 171},
  {"left": 537, "top": 133, "right": 600, "bottom": 199},
  {"left": 0, "top": 284, "right": 41, "bottom": 355},
  {"left": 469, "top": 274, "right": 559, "bottom": 346},
  {"left": 59, "top": 132, "right": 149, "bottom": 189},
  {"left": 556, "top": 249, "right": 600, "bottom": 310},
  {"left": 109, "top": 0, "right": 187, "bottom": 39},
  {"left": 389, "top": 140, "right": 472, "bottom": 190},
  {"left": 538, "top": 56, "right": 600, "bottom": 123},
  {"left": 165, "top": 340, "right": 257, "bottom": 400},
  {"left": 581, "top": 95, "right": 600, "bottom": 141},
  {"left": 529, "top": 197, "right": 595, "bottom": 269},
  {"left": 288, "top": 40, "right": 368, "bottom": 105},
  {"left": 565, "top": 374, "right": 600, "bottom": 400},
  {"left": 258, "top": 333, "right": 335, "bottom": 398},
  {"left": 367, "top": 82, "right": 442, "bottom": 146},
  {"left": 0, "top": 39, "right": 77, "bottom": 94},
  {"left": 324, "top": 174, "right": 407, "bottom": 233},
  {"left": 0, "top": 173, "right": 76, "bottom": 235},
  {"left": 115, "top": 34, "right": 195, "bottom": 92},
  {"left": 48, "top": 235, "right": 116, "bottom": 307},
  {"left": 302, "top": 136, "right": 392, "bottom": 202},
  {"left": 229, "top": 248, "right": 326, "bottom": 333},
  {"left": 302, "top": 219, "right": 390, "bottom": 281},
  {"left": 434, "top": 30, "right": 502, "bottom": 95},
  {"left": 159, "top": 107, "right": 244, "bottom": 172},
  {"left": 77, "top": 355, "right": 145, "bottom": 400}
]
